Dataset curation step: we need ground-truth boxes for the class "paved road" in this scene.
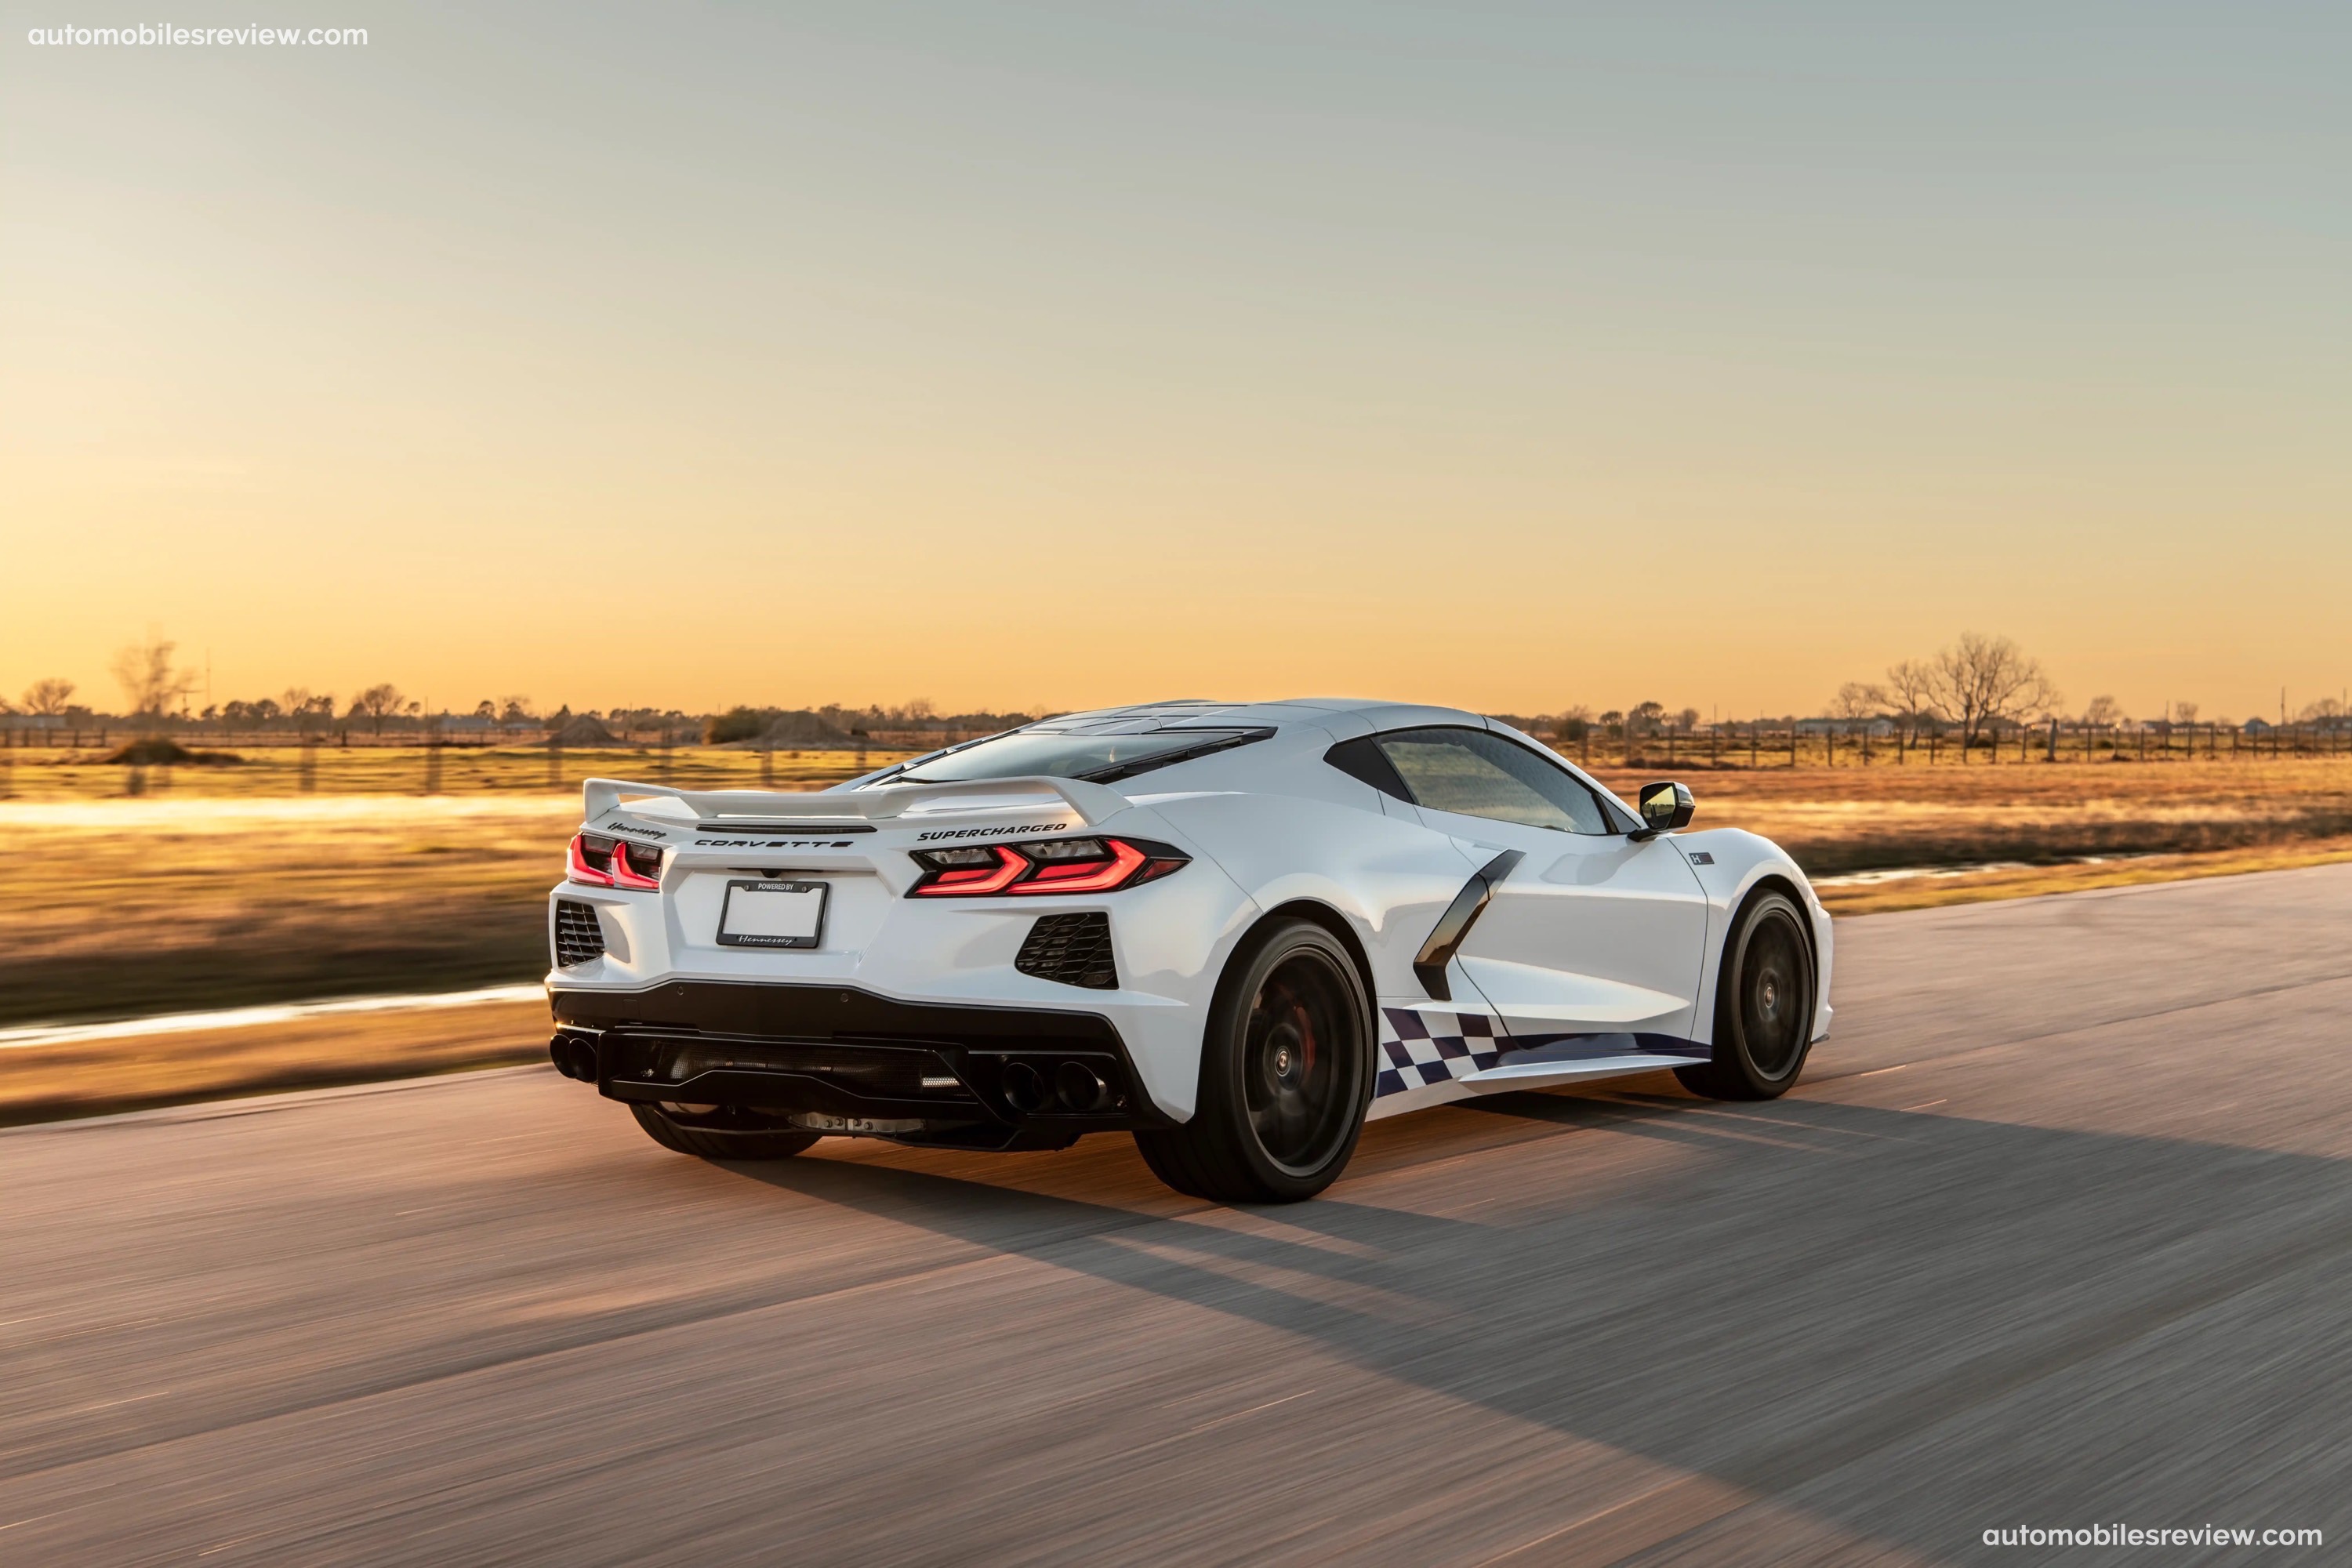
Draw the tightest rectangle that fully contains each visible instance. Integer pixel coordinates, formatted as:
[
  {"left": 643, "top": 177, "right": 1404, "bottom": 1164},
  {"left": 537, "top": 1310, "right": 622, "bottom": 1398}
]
[{"left": 7, "top": 869, "right": 2351, "bottom": 1565}]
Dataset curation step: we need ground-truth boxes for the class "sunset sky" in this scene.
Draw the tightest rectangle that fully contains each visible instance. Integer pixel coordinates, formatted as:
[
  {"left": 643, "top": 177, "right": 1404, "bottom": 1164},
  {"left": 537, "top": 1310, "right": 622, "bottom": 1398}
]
[{"left": 2, "top": 2, "right": 2345, "bottom": 722}]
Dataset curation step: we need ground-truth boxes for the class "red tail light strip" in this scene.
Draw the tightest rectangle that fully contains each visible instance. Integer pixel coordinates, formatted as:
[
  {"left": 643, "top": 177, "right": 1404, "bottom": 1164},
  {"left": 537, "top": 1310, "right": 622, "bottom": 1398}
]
[
  {"left": 568, "top": 832, "right": 662, "bottom": 890},
  {"left": 568, "top": 833, "right": 613, "bottom": 887},
  {"left": 917, "top": 844, "right": 1029, "bottom": 896},
  {"left": 610, "top": 840, "right": 662, "bottom": 890},
  {"left": 1011, "top": 837, "right": 1148, "bottom": 894},
  {"left": 909, "top": 837, "right": 1187, "bottom": 898}
]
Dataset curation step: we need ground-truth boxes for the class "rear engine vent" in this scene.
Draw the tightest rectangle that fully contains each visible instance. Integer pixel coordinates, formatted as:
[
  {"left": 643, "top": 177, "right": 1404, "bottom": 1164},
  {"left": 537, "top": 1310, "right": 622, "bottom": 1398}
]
[
  {"left": 1016, "top": 913, "right": 1116, "bottom": 990},
  {"left": 554, "top": 900, "right": 607, "bottom": 967}
]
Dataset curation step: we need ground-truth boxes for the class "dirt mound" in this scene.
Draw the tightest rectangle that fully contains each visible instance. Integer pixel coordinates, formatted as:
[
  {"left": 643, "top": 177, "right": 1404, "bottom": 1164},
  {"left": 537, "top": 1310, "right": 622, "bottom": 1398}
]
[
  {"left": 760, "top": 710, "right": 856, "bottom": 747},
  {"left": 101, "top": 739, "right": 243, "bottom": 767},
  {"left": 546, "top": 716, "right": 622, "bottom": 747},
  {"left": 708, "top": 709, "right": 859, "bottom": 750}
]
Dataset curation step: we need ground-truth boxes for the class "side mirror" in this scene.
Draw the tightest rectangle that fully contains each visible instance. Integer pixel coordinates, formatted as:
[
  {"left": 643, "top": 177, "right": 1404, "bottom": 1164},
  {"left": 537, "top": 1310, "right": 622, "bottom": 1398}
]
[{"left": 1632, "top": 780, "right": 1694, "bottom": 840}]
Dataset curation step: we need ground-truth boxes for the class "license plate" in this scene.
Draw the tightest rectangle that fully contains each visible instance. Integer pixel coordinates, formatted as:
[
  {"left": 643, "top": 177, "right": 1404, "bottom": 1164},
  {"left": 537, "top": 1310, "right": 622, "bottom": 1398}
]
[{"left": 717, "top": 880, "right": 827, "bottom": 949}]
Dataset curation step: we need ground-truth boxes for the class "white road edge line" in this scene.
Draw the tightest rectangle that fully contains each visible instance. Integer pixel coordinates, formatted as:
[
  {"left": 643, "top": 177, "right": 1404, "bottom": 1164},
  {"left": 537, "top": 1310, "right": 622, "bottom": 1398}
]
[
  {"left": 0, "top": 985, "right": 547, "bottom": 1051},
  {"left": 0, "top": 1065, "right": 551, "bottom": 1138}
]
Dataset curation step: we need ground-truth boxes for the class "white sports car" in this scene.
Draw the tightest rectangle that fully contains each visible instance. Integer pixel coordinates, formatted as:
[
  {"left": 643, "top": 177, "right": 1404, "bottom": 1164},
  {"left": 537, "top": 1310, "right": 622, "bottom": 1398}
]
[{"left": 546, "top": 699, "right": 1831, "bottom": 1201}]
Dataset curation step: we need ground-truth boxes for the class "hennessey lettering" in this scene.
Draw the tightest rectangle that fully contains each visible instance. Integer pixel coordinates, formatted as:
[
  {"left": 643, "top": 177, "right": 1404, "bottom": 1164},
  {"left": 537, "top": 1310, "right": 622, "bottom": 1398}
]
[
  {"left": 916, "top": 821, "right": 1073, "bottom": 842},
  {"left": 599, "top": 819, "right": 666, "bottom": 839}
]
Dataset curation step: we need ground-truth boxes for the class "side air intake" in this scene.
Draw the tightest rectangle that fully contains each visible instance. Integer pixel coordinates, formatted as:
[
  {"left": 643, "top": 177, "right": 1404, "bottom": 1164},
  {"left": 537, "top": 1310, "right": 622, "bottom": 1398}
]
[
  {"left": 554, "top": 900, "right": 607, "bottom": 967},
  {"left": 1015, "top": 913, "right": 1116, "bottom": 990}
]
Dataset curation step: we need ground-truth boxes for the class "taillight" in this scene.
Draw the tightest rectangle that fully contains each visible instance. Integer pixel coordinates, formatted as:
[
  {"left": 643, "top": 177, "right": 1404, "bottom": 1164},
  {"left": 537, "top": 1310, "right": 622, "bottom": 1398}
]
[
  {"left": 568, "top": 833, "right": 662, "bottom": 889},
  {"left": 909, "top": 837, "right": 1188, "bottom": 897},
  {"left": 612, "top": 839, "right": 662, "bottom": 889}
]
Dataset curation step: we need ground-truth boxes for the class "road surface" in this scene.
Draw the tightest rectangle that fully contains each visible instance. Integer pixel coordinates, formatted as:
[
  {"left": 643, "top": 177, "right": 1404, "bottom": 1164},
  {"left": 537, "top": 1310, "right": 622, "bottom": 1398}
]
[{"left": 6, "top": 867, "right": 2350, "bottom": 1564}]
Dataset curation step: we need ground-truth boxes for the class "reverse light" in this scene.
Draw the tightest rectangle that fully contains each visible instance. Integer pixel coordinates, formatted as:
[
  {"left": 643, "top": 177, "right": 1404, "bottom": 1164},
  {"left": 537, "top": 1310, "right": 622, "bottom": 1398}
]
[
  {"left": 909, "top": 837, "right": 1188, "bottom": 898},
  {"left": 568, "top": 832, "right": 662, "bottom": 889}
]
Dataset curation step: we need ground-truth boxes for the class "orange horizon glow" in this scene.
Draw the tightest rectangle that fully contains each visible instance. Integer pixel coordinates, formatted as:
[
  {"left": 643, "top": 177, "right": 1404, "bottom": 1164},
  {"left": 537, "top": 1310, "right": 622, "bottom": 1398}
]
[{"left": 4, "top": 9, "right": 2344, "bottom": 725}]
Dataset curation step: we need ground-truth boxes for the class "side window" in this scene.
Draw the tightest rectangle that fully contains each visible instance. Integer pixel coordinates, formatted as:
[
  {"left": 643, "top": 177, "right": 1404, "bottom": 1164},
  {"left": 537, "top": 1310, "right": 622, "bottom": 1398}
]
[
  {"left": 1323, "top": 736, "right": 1413, "bottom": 802},
  {"left": 1373, "top": 728, "right": 1612, "bottom": 834}
]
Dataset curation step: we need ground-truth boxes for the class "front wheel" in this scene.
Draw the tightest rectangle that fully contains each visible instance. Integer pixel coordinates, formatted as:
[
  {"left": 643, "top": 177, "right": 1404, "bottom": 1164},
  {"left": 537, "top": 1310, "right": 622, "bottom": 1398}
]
[
  {"left": 631, "top": 1102, "right": 822, "bottom": 1161},
  {"left": 1134, "top": 919, "right": 1372, "bottom": 1203},
  {"left": 1675, "top": 890, "right": 1817, "bottom": 1101}
]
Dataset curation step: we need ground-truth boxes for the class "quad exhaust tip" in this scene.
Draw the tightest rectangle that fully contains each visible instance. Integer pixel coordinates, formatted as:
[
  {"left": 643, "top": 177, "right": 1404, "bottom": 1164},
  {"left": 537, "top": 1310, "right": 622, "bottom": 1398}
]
[
  {"left": 1002, "top": 1060, "right": 1049, "bottom": 1114},
  {"left": 999, "top": 1058, "right": 1113, "bottom": 1116},
  {"left": 549, "top": 1033, "right": 599, "bottom": 1082},
  {"left": 1055, "top": 1062, "right": 1110, "bottom": 1112}
]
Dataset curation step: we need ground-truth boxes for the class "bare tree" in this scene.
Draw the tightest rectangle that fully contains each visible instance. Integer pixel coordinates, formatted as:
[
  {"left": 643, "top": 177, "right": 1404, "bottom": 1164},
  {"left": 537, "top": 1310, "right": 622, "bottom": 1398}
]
[
  {"left": 21, "top": 677, "right": 77, "bottom": 717},
  {"left": 111, "top": 636, "right": 196, "bottom": 724},
  {"left": 280, "top": 688, "right": 335, "bottom": 737},
  {"left": 1831, "top": 681, "right": 1886, "bottom": 730},
  {"left": 1923, "top": 633, "right": 2060, "bottom": 753},
  {"left": 2172, "top": 700, "right": 2199, "bottom": 727},
  {"left": 2082, "top": 695, "right": 2123, "bottom": 728},
  {"left": 351, "top": 683, "right": 416, "bottom": 737},
  {"left": 1882, "top": 659, "right": 1936, "bottom": 753}
]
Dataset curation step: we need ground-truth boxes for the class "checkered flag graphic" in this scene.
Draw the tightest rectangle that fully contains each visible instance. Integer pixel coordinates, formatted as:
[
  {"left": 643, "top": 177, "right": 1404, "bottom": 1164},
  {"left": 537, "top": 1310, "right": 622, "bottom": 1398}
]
[{"left": 1374, "top": 1006, "right": 1505, "bottom": 1098}]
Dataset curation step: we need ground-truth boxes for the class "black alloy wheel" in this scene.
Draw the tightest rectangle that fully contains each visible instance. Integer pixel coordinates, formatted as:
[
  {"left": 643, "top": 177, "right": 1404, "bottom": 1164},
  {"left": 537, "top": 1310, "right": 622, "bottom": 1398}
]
[
  {"left": 1675, "top": 889, "right": 1817, "bottom": 1101},
  {"left": 1134, "top": 919, "right": 1372, "bottom": 1203}
]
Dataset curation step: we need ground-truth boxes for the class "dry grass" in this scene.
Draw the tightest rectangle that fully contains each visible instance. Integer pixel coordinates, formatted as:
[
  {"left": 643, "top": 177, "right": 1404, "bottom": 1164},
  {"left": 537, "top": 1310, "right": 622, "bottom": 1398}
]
[
  {"left": 6, "top": 751, "right": 912, "bottom": 1029},
  {"left": 1806, "top": 835, "right": 2352, "bottom": 915},
  {"left": 11, "top": 749, "right": 2352, "bottom": 1123},
  {"left": 13, "top": 747, "right": 2352, "bottom": 1030},
  {"left": 1582, "top": 759, "right": 2352, "bottom": 873}
]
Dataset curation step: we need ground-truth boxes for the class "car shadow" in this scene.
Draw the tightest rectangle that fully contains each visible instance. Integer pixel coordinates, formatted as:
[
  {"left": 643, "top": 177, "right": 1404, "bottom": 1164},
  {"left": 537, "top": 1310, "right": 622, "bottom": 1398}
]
[{"left": 722, "top": 1083, "right": 2352, "bottom": 1559}]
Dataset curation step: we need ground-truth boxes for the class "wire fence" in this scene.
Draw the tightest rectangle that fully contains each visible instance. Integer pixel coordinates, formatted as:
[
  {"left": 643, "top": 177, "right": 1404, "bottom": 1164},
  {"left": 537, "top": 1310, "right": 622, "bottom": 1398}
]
[{"left": 1550, "top": 720, "right": 2352, "bottom": 771}]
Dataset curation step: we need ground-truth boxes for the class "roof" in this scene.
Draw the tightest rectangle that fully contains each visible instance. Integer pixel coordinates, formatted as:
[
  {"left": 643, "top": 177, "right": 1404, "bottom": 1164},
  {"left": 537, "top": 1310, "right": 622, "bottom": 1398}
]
[{"left": 1030, "top": 698, "right": 1483, "bottom": 734}]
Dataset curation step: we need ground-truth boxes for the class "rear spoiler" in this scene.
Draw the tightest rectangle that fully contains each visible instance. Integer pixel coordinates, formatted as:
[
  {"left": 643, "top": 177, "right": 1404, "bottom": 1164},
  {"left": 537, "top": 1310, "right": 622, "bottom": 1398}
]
[{"left": 582, "top": 775, "right": 1130, "bottom": 829}]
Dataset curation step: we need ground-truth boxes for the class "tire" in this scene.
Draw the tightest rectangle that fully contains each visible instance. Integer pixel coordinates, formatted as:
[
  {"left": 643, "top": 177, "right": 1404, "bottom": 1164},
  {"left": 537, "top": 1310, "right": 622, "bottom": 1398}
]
[
  {"left": 1133, "top": 918, "right": 1373, "bottom": 1203},
  {"left": 630, "top": 1102, "right": 823, "bottom": 1161},
  {"left": 1675, "top": 889, "right": 1817, "bottom": 1102}
]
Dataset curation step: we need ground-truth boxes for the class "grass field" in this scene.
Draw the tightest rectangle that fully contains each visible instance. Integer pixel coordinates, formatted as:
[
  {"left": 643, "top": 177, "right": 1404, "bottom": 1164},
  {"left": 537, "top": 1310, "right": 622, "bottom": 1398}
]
[
  {"left": 12, "top": 746, "right": 2352, "bottom": 1032},
  {"left": 5, "top": 748, "right": 913, "bottom": 1029},
  {"left": 11, "top": 745, "right": 2352, "bottom": 1124}
]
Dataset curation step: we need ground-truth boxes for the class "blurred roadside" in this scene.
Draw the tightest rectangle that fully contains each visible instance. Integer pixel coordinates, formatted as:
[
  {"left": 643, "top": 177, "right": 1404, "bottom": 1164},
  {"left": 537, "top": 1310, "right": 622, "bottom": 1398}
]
[{"left": 11, "top": 747, "right": 2352, "bottom": 1125}]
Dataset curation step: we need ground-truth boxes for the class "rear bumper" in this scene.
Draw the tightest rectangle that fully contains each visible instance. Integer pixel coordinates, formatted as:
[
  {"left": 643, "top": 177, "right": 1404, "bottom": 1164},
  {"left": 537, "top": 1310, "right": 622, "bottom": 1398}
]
[{"left": 550, "top": 980, "right": 1173, "bottom": 1149}]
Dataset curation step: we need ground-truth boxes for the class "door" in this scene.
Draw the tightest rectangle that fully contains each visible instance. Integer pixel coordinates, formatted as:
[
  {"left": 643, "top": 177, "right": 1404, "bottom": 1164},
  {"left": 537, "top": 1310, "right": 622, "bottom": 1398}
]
[{"left": 1371, "top": 726, "right": 1709, "bottom": 1043}]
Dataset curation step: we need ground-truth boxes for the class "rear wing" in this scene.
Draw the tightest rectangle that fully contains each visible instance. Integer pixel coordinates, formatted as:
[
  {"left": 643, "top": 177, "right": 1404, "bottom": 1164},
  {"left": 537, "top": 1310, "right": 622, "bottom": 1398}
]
[{"left": 582, "top": 775, "right": 1131, "bottom": 829}]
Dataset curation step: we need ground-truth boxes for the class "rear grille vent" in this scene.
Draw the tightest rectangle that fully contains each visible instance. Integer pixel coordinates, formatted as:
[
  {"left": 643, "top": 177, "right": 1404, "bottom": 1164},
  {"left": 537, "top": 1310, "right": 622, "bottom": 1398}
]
[
  {"left": 554, "top": 901, "right": 607, "bottom": 967},
  {"left": 1016, "top": 913, "right": 1116, "bottom": 990}
]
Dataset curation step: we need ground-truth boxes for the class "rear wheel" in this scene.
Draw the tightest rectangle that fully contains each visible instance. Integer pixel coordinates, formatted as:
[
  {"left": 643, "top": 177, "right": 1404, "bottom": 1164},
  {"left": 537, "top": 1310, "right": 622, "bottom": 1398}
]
[
  {"left": 1675, "top": 890, "right": 1817, "bottom": 1101},
  {"left": 1134, "top": 919, "right": 1372, "bottom": 1203},
  {"left": 630, "top": 1102, "right": 822, "bottom": 1161}
]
